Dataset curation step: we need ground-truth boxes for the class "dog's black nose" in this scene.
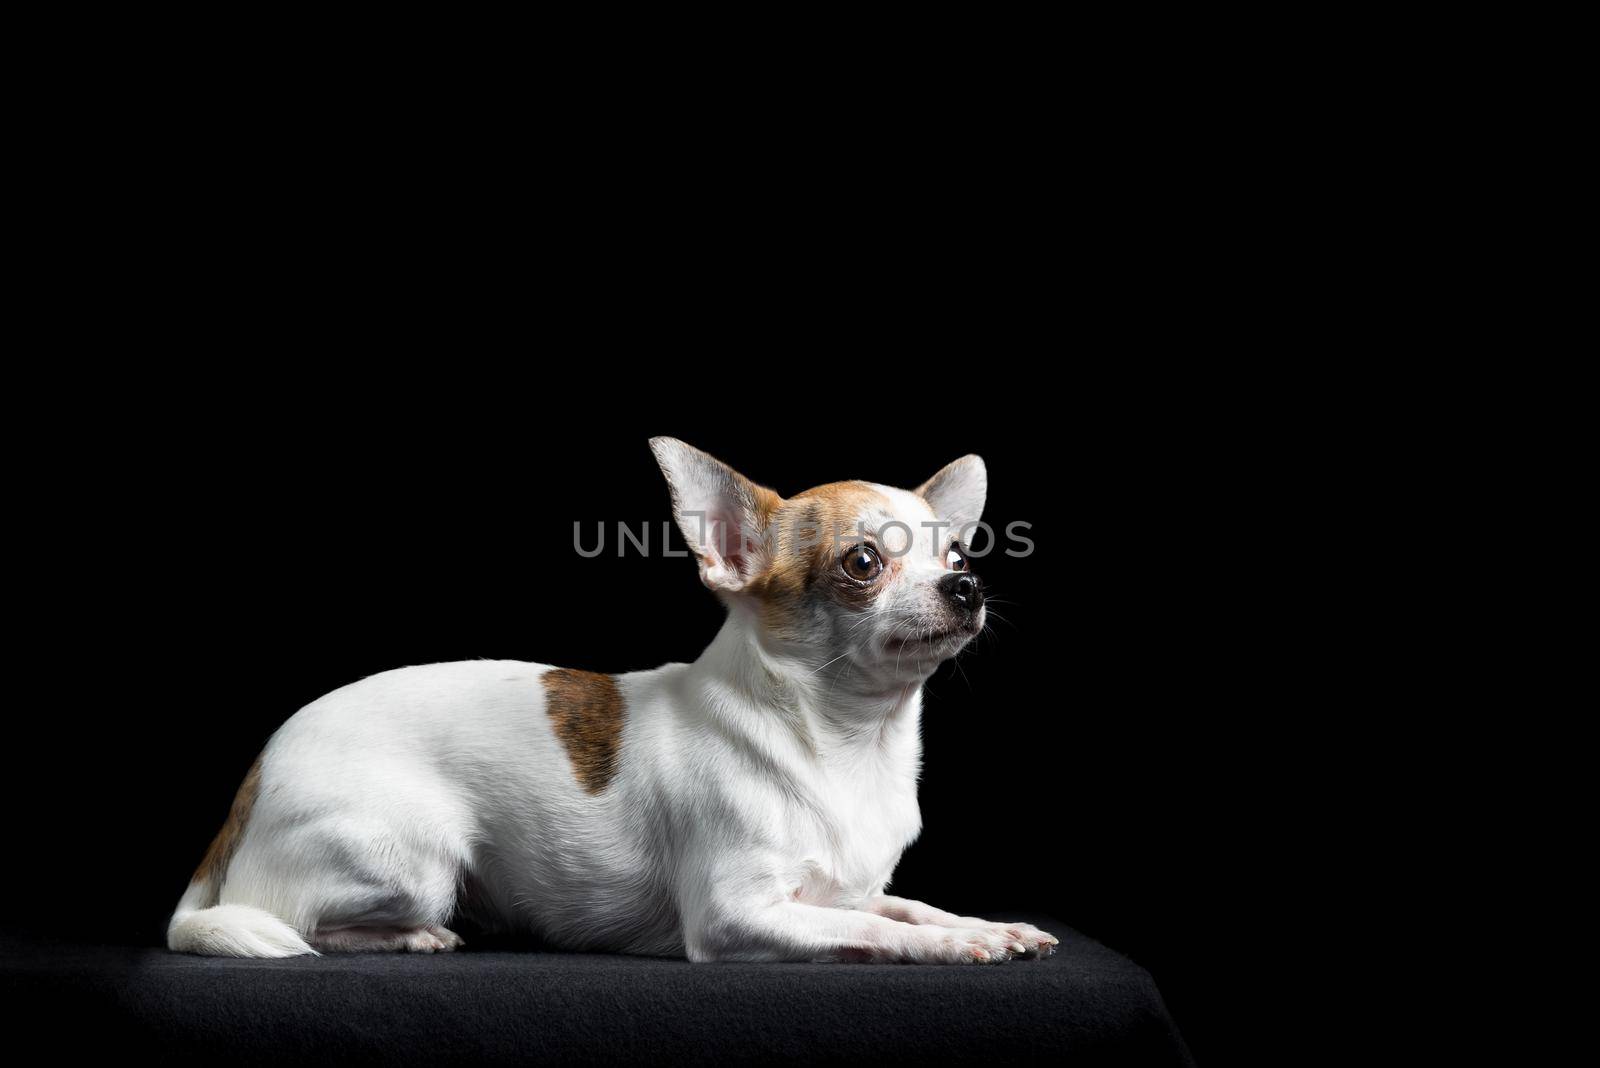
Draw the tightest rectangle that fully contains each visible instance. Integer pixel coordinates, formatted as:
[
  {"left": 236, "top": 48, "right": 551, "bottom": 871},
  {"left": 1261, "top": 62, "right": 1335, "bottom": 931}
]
[{"left": 940, "top": 572, "right": 983, "bottom": 612}]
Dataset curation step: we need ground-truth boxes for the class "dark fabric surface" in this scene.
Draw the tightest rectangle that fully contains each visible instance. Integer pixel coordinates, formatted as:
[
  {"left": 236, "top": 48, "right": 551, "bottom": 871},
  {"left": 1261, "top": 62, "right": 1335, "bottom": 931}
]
[{"left": 2, "top": 918, "right": 1192, "bottom": 1065}]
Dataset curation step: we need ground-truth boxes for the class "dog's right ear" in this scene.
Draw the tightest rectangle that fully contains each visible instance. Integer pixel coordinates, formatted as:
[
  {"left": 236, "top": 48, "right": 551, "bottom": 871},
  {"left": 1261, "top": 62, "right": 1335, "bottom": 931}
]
[{"left": 649, "top": 438, "right": 781, "bottom": 593}]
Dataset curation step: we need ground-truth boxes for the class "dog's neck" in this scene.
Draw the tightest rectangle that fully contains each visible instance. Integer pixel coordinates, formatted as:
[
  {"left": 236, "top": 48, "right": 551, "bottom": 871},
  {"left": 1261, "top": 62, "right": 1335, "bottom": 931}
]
[{"left": 689, "top": 609, "right": 924, "bottom": 763}]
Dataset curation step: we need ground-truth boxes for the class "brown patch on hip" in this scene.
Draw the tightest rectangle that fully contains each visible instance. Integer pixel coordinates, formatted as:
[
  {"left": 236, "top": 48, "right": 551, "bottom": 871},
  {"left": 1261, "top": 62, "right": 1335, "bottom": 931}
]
[
  {"left": 192, "top": 754, "right": 263, "bottom": 899},
  {"left": 542, "top": 668, "right": 626, "bottom": 793}
]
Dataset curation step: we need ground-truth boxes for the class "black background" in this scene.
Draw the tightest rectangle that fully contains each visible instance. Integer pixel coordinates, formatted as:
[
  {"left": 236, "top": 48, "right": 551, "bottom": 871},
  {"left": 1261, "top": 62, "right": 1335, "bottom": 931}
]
[
  {"left": 10, "top": 371, "right": 1304, "bottom": 1066},
  {"left": 0, "top": 32, "right": 1376, "bottom": 1065}
]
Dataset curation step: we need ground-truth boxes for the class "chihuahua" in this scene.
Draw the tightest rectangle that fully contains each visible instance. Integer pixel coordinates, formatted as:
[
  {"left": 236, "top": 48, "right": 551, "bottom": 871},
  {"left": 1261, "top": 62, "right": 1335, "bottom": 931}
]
[{"left": 168, "top": 439, "right": 1057, "bottom": 962}]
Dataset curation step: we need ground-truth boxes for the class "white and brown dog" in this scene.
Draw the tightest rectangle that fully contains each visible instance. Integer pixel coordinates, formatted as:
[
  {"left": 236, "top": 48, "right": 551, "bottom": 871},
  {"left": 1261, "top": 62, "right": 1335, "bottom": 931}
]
[{"left": 168, "top": 439, "right": 1057, "bottom": 963}]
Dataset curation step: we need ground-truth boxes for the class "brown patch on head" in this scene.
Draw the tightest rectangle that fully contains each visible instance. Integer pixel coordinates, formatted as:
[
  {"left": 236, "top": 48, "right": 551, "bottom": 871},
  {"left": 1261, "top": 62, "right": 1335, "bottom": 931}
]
[
  {"left": 724, "top": 480, "right": 786, "bottom": 574},
  {"left": 542, "top": 668, "right": 626, "bottom": 793},
  {"left": 193, "top": 754, "right": 263, "bottom": 902},
  {"left": 751, "top": 481, "right": 898, "bottom": 636},
  {"left": 746, "top": 482, "right": 784, "bottom": 529}
]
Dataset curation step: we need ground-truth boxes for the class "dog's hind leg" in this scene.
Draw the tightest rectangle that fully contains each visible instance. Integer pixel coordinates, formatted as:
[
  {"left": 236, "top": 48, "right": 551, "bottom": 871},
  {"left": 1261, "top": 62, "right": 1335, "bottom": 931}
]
[{"left": 310, "top": 924, "right": 464, "bottom": 953}]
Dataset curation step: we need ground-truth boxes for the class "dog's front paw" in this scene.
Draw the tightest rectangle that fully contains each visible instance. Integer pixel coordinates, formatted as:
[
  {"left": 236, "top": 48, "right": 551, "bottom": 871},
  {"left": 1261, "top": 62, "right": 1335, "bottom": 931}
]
[
  {"left": 922, "top": 927, "right": 1020, "bottom": 964},
  {"left": 844, "top": 926, "right": 1019, "bottom": 964},
  {"left": 986, "top": 922, "right": 1058, "bottom": 958}
]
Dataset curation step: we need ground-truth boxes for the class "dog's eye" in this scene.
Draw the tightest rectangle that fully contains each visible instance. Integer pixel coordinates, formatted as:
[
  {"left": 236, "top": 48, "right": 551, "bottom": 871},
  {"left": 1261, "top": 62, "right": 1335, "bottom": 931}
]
[
  {"left": 842, "top": 545, "right": 883, "bottom": 581},
  {"left": 946, "top": 546, "right": 968, "bottom": 571}
]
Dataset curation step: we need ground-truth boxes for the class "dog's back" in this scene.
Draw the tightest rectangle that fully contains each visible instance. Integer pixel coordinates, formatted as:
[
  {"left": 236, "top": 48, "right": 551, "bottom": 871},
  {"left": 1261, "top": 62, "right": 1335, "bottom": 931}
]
[{"left": 168, "top": 660, "right": 685, "bottom": 956}]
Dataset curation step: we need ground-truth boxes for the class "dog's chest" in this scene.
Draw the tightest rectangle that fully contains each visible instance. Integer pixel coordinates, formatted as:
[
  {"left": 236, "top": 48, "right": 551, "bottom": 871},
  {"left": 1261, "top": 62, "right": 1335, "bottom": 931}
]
[{"left": 787, "top": 761, "right": 921, "bottom": 906}]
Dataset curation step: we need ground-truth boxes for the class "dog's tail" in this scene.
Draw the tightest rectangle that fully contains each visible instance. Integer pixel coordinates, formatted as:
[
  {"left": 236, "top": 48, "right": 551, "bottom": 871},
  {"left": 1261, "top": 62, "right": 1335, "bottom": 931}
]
[
  {"left": 167, "top": 751, "right": 316, "bottom": 958},
  {"left": 167, "top": 879, "right": 316, "bottom": 958}
]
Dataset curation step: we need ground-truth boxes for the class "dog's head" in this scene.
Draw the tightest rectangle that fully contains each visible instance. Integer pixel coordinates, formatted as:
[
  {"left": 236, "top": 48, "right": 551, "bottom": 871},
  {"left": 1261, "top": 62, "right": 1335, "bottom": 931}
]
[{"left": 650, "top": 437, "right": 987, "bottom": 686}]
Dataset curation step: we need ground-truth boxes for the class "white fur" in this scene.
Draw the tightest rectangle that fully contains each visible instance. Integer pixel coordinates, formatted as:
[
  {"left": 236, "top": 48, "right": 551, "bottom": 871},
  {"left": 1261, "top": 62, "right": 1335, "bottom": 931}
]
[
  {"left": 167, "top": 441, "right": 1055, "bottom": 963},
  {"left": 168, "top": 884, "right": 315, "bottom": 958},
  {"left": 917, "top": 454, "right": 987, "bottom": 537}
]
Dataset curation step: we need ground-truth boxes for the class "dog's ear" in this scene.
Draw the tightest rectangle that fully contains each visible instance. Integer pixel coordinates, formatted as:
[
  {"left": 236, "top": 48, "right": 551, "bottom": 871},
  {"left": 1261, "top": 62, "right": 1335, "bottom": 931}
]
[
  {"left": 916, "top": 455, "right": 987, "bottom": 536},
  {"left": 649, "top": 438, "right": 781, "bottom": 593}
]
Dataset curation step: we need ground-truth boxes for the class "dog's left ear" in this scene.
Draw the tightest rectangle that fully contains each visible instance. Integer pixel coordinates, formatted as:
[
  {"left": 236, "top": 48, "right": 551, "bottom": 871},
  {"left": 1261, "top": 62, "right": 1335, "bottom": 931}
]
[
  {"left": 917, "top": 455, "right": 987, "bottom": 535},
  {"left": 650, "top": 438, "right": 781, "bottom": 593}
]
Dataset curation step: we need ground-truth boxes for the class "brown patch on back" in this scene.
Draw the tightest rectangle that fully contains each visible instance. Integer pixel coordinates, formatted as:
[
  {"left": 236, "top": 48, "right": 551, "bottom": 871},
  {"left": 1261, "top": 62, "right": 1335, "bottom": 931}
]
[
  {"left": 542, "top": 668, "right": 626, "bottom": 793},
  {"left": 193, "top": 755, "right": 263, "bottom": 899}
]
